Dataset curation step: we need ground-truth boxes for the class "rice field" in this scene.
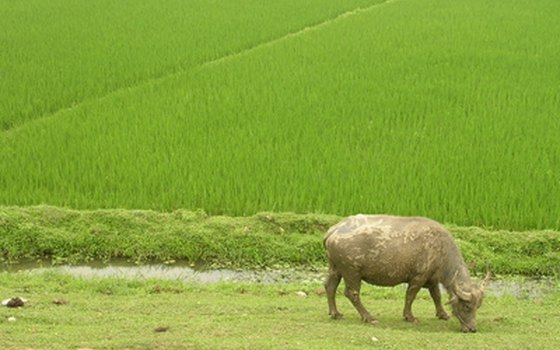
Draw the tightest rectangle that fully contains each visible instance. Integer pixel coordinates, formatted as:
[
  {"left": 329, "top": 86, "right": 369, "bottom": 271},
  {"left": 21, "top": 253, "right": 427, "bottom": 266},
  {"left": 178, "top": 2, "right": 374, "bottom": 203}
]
[{"left": 1, "top": 0, "right": 560, "bottom": 230}]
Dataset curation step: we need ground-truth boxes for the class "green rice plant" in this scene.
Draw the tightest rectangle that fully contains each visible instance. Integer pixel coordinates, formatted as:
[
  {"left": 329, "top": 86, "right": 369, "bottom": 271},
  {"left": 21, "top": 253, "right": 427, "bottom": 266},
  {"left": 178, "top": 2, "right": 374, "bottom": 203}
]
[
  {"left": 1, "top": 0, "right": 559, "bottom": 229},
  {"left": 0, "top": 0, "right": 382, "bottom": 130}
]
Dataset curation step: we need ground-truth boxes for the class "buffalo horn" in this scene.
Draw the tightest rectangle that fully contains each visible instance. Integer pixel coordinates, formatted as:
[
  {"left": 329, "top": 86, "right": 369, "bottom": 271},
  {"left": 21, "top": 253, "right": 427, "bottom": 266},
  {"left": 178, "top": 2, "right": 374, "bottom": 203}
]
[
  {"left": 480, "top": 269, "right": 492, "bottom": 292},
  {"left": 455, "top": 286, "right": 473, "bottom": 301}
]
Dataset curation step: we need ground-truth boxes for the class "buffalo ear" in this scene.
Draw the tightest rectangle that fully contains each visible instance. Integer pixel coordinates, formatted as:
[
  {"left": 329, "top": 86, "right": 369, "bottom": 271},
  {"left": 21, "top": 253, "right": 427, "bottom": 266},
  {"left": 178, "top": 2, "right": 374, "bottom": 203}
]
[{"left": 446, "top": 294, "right": 458, "bottom": 305}]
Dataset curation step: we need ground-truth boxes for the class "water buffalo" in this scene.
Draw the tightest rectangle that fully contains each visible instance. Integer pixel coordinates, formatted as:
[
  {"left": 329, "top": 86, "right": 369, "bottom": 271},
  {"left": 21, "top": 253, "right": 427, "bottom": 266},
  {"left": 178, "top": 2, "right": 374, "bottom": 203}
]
[{"left": 324, "top": 214, "right": 491, "bottom": 332}]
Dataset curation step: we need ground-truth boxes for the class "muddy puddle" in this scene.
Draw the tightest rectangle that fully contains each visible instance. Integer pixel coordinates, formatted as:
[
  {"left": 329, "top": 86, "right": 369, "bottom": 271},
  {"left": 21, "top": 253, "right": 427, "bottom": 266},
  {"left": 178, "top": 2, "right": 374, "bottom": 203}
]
[{"left": 1, "top": 261, "right": 557, "bottom": 300}]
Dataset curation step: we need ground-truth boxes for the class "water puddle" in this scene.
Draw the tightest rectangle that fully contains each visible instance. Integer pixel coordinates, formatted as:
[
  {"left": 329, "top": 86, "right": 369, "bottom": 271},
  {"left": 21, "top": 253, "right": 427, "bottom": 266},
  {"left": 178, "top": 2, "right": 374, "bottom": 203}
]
[
  {"left": 483, "top": 278, "right": 557, "bottom": 300},
  {"left": 1, "top": 261, "right": 556, "bottom": 299},
  {"left": 1, "top": 260, "right": 325, "bottom": 285}
]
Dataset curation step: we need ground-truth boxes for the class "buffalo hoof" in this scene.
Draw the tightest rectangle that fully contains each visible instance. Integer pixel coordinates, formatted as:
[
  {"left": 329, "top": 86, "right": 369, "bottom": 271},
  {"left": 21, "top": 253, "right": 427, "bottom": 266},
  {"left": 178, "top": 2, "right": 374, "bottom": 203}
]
[
  {"left": 404, "top": 315, "right": 419, "bottom": 323},
  {"left": 437, "top": 311, "right": 450, "bottom": 320},
  {"left": 329, "top": 311, "right": 343, "bottom": 320},
  {"left": 363, "top": 316, "right": 379, "bottom": 325}
]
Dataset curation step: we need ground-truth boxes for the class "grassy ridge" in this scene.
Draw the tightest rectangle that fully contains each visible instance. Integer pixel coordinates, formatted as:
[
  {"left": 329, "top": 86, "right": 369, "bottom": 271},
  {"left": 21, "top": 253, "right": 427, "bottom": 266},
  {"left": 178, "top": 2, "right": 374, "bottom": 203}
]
[
  {"left": 1, "top": 0, "right": 559, "bottom": 230},
  {"left": 1, "top": 206, "right": 559, "bottom": 276}
]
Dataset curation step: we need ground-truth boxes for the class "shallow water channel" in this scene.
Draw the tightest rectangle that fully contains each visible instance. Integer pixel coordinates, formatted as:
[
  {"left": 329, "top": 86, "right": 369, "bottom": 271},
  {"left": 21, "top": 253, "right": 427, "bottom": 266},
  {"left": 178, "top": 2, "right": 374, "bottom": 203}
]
[{"left": 2, "top": 261, "right": 557, "bottom": 300}]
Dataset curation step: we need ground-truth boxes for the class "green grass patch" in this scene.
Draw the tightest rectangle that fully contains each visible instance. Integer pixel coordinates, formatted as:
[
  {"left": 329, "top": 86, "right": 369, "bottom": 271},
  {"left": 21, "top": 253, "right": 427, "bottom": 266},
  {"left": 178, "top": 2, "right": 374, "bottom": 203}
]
[
  {"left": 1, "top": 206, "right": 559, "bottom": 276},
  {"left": 0, "top": 272, "right": 559, "bottom": 349}
]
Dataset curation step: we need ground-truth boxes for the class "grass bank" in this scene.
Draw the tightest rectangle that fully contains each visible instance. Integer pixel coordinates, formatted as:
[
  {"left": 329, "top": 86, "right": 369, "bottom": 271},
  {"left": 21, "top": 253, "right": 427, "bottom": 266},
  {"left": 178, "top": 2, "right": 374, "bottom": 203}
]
[
  {"left": 1, "top": 206, "right": 559, "bottom": 276},
  {"left": 0, "top": 272, "right": 559, "bottom": 350}
]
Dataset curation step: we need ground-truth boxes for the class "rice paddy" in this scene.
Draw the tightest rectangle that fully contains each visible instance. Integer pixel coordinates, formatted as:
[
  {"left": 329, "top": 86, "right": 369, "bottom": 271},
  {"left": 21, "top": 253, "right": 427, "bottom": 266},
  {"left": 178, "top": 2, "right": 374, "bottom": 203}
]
[{"left": 1, "top": 0, "right": 559, "bottom": 230}]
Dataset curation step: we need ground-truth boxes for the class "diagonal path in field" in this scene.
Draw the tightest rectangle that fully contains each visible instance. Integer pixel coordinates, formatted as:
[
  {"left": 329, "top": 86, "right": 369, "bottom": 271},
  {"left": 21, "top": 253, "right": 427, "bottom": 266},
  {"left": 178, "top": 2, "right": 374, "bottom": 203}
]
[
  {"left": 202, "top": 0, "right": 401, "bottom": 68},
  {"left": 3, "top": 0, "right": 401, "bottom": 135}
]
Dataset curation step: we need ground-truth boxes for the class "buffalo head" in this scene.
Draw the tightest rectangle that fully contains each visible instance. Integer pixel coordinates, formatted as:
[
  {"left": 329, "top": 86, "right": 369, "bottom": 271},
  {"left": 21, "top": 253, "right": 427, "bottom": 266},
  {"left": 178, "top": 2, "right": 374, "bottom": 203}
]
[{"left": 449, "top": 270, "right": 491, "bottom": 332}]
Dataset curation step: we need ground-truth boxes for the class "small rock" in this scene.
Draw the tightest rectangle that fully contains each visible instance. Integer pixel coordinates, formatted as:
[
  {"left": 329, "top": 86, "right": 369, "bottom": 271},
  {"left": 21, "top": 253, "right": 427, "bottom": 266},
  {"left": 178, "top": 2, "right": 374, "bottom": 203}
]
[
  {"left": 371, "top": 336, "right": 380, "bottom": 343},
  {"left": 7, "top": 317, "right": 17, "bottom": 322},
  {"left": 2, "top": 297, "right": 27, "bottom": 308},
  {"left": 295, "top": 291, "right": 308, "bottom": 298},
  {"left": 154, "top": 326, "right": 170, "bottom": 333}
]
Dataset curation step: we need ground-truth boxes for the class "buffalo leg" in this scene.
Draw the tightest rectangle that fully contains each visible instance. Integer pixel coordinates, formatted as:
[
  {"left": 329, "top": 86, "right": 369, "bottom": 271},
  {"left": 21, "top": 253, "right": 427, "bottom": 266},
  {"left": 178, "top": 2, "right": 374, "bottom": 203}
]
[
  {"left": 428, "top": 284, "right": 449, "bottom": 320},
  {"left": 403, "top": 283, "right": 422, "bottom": 322},
  {"left": 324, "top": 267, "right": 343, "bottom": 319},
  {"left": 343, "top": 277, "right": 378, "bottom": 324}
]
